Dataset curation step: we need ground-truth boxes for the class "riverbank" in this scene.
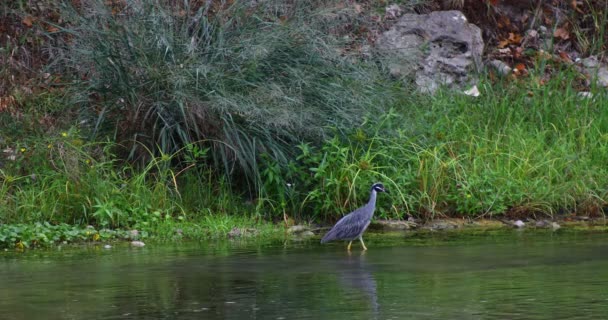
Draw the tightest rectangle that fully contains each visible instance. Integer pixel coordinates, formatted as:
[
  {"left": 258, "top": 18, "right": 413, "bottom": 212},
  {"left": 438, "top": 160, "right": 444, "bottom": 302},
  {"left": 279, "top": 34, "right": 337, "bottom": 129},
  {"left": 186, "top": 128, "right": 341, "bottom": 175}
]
[
  {"left": 2, "top": 215, "right": 607, "bottom": 251},
  {"left": 2, "top": 1, "right": 608, "bottom": 245}
]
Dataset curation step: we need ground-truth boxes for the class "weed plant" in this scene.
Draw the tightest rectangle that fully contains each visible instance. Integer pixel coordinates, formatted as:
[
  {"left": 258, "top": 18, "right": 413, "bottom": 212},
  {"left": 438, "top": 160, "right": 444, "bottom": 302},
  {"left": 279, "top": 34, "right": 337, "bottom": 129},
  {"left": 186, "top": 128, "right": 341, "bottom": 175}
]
[{"left": 0, "top": 129, "right": 247, "bottom": 229}]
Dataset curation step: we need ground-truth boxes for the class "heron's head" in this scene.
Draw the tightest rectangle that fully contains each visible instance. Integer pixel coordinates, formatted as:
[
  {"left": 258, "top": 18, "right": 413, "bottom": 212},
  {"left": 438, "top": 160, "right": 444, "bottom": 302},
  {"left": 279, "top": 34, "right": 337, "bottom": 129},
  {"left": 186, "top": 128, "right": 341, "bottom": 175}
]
[{"left": 371, "top": 183, "right": 388, "bottom": 193}]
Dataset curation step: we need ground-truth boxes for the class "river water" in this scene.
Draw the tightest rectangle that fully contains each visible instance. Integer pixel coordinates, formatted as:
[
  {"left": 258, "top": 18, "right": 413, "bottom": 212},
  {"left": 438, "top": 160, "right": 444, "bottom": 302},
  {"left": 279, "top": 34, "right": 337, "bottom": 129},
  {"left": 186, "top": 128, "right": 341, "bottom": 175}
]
[{"left": 1, "top": 230, "right": 608, "bottom": 319}]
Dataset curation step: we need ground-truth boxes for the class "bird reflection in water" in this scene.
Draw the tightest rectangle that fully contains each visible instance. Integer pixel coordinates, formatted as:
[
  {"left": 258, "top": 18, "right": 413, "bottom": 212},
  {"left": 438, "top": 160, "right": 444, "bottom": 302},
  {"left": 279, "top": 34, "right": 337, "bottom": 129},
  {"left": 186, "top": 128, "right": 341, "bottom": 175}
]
[{"left": 334, "top": 251, "right": 379, "bottom": 318}]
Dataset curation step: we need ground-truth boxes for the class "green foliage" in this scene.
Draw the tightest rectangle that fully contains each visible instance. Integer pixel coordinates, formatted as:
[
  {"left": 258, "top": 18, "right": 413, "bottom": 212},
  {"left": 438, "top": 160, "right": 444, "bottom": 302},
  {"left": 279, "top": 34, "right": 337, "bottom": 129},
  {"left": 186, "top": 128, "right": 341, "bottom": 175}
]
[
  {"left": 0, "top": 223, "right": 142, "bottom": 249},
  {"left": 0, "top": 129, "right": 246, "bottom": 229},
  {"left": 254, "top": 71, "right": 608, "bottom": 220},
  {"left": 2, "top": 1, "right": 608, "bottom": 230},
  {"left": 54, "top": 0, "right": 395, "bottom": 192}
]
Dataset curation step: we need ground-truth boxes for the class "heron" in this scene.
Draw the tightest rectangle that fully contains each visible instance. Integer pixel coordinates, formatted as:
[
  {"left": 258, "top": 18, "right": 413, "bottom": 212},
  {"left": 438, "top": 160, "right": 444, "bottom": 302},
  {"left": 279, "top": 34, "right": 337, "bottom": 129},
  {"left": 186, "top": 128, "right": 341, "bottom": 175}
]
[{"left": 321, "top": 182, "right": 388, "bottom": 251}]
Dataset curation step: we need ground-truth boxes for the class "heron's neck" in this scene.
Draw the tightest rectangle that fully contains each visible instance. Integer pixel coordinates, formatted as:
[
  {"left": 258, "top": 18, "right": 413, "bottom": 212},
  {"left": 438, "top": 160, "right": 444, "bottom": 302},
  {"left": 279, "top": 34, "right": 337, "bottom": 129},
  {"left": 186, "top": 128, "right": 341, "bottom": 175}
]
[{"left": 368, "top": 189, "right": 377, "bottom": 206}]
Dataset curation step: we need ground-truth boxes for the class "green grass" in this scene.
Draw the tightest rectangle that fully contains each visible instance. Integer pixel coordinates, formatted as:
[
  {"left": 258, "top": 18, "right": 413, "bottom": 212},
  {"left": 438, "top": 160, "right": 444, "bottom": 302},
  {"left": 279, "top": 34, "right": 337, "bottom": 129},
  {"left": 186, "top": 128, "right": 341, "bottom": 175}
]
[
  {"left": 2, "top": 69, "right": 608, "bottom": 227},
  {"left": 255, "top": 68, "right": 608, "bottom": 221}
]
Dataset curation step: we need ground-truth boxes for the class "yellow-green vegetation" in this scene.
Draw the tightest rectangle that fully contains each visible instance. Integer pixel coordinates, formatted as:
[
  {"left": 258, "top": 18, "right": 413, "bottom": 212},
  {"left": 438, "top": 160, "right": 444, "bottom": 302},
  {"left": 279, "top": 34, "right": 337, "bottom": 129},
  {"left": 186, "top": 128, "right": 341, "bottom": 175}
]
[{"left": 1, "top": 0, "right": 608, "bottom": 249}]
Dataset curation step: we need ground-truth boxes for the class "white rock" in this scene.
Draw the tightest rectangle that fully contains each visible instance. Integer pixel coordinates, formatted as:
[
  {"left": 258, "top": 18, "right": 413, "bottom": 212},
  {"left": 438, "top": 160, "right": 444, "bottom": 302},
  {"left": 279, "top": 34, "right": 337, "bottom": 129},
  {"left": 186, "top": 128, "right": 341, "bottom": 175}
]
[
  {"left": 577, "top": 91, "right": 593, "bottom": 99},
  {"left": 464, "top": 85, "right": 480, "bottom": 97},
  {"left": 513, "top": 220, "right": 525, "bottom": 228},
  {"left": 130, "top": 241, "right": 145, "bottom": 247},
  {"left": 103, "top": 244, "right": 112, "bottom": 249}
]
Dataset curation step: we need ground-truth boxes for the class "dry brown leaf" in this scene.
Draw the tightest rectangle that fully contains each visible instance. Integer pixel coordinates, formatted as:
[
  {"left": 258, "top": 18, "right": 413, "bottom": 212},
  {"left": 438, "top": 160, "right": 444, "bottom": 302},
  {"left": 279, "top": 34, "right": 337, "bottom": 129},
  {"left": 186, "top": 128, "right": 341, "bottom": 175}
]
[
  {"left": 0, "top": 96, "right": 16, "bottom": 113},
  {"left": 554, "top": 27, "right": 570, "bottom": 40},
  {"left": 508, "top": 32, "right": 522, "bottom": 44},
  {"left": 47, "top": 25, "right": 59, "bottom": 33},
  {"left": 513, "top": 47, "right": 524, "bottom": 59},
  {"left": 497, "top": 16, "right": 511, "bottom": 29},
  {"left": 514, "top": 63, "right": 526, "bottom": 72},
  {"left": 497, "top": 39, "right": 510, "bottom": 48},
  {"left": 354, "top": 4, "right": 363, "bottom": 14},
  {"left": 558, "top": 51, "right": 572, "bottom": 63},
  {"left": 571, "top": 0, "right": 584, "bottom": 14},
  {"left": 22, "top": 16, "right": 34, "bottom": 27}
]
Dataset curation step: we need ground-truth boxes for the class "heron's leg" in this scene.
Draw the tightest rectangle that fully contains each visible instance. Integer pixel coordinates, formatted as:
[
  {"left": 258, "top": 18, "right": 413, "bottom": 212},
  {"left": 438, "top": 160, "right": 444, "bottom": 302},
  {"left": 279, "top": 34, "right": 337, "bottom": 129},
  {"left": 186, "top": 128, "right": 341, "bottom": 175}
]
[
  {"left": 347, "top": 241, "right": 353, "bottom": 251},
  {"left": 359, "top": 236, "right": 368, "bottom": 251}
]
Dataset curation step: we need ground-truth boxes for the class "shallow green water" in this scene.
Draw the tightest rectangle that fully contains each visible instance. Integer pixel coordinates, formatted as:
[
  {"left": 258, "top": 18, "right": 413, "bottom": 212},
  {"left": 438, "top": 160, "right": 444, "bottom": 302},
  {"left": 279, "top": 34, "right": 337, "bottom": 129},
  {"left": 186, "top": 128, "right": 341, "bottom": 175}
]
[{"left": 1, "top": 230, "right": 608, "bottom": 319}]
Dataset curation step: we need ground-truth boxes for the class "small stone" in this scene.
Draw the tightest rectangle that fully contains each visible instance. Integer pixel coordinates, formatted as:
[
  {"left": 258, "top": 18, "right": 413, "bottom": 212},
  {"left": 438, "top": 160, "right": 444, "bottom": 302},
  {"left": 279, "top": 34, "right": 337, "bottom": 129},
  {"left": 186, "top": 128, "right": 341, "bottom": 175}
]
[
  {"left": 551, "top": 222, "right": 561, "bottom": 230},
  {"left": 300, "top": 231, "right": 315, "bottom": 238},
  {"left": 227, "top": 227, "right": 242, "bottom": 238},
  {"left": 287, "top": 225, "right": 309, "bottom": 234},
  {"left": 513, "top": 220, "right": 525, "bottom": 228},
  {"left": 425, "top": 219, "right": 460, "bottom": 231},
  {"left": 371, "top": 219, "right": 417, "bottom": 231},
  {"left": 130, "top": 241, "right": 145, "bottom": 247},
  {"left": 577, "top": 92, "right": 593, "bottom": 99},
  {"left": 385, "top": 4, "right": 403, "bottom": 20},
  {"left": 526, "top": 29, "right": 538, "bottom": 38},
  {"left": 489, "top": 60, "right": 512, "bottom": 76},
  {"left": 103, "top": 244, "right": 112, "bottom": 249},
  {"left": 463, "top": 85, "right": 480, "bottom": 97}
]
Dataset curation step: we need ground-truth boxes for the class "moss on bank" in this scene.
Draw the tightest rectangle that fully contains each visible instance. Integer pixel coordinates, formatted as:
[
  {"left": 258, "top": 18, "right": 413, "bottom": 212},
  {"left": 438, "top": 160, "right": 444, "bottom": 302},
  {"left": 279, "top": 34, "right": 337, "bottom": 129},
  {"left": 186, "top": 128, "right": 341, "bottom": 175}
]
[{"left": 3, "top": 216, "right": 608, "bottom": 251}]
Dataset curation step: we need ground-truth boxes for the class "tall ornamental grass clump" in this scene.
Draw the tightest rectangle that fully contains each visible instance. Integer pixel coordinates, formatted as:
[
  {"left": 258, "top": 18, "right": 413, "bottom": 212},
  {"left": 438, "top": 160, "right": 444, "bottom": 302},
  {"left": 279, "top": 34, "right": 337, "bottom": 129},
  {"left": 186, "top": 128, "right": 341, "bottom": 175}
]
[{"left": 53, "top": 0, "right": 395, "bottom": 192}]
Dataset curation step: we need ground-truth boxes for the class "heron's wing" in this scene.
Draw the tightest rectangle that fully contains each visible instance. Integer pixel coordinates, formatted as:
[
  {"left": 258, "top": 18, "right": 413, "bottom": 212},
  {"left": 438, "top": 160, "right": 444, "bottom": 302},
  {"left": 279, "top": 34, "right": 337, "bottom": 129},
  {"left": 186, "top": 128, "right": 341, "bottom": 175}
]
[{"left": 321, "top": 206, "right": 371, "bottom": 243}]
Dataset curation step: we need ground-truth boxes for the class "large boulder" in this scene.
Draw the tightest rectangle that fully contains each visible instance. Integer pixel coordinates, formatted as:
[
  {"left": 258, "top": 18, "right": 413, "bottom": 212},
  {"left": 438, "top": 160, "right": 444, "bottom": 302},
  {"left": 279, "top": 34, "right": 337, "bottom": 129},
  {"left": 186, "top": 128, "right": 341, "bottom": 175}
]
[{"left": 376, "top": 10, "right": 484, "bottom": 93}]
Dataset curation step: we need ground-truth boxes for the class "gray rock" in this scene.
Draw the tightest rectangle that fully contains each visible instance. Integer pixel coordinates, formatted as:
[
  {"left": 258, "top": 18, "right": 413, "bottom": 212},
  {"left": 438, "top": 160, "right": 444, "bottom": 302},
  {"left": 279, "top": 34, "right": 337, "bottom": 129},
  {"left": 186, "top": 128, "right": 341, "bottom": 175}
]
[
  {"left": 424, "top": 219, "right": 460, "bottom": 230},
  {"left": 385, "top": 4, "right": 403, "bottom": 20},
  {"left": 489, "top": 60, "right": 512, "bottom": 76},
  {"left": 371, "top": 219, "right": 417, "bottom": 231},
  {"left": 227, "top": 227, "right": 258, "bottom": 239},
  {"left": 376, "top": 10, "right": 483, "bottom": 93},
  {"left": 287, "top": 225, "right": 310, "bottom": 234},
  {"left": 129, "top": 229, "right": 139, "bottom": 238},
  {"left": 513, "top": 220, "right": 525, "bottom": 228},
  {"left": 579, "top": 56, "right": 608, "bottom": 87},
  {"left": 298, "top": 231, "right": 315, "bottom": 238},
  {"left": 535, "top": 220, "right": 551, "bottom": 228}
]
